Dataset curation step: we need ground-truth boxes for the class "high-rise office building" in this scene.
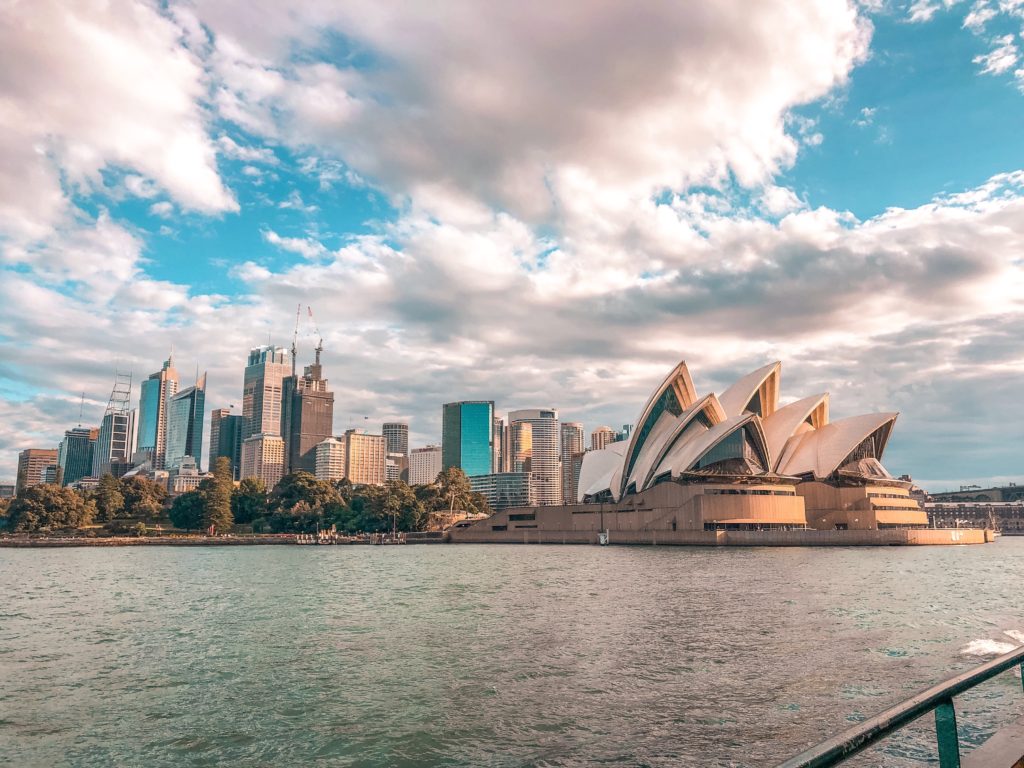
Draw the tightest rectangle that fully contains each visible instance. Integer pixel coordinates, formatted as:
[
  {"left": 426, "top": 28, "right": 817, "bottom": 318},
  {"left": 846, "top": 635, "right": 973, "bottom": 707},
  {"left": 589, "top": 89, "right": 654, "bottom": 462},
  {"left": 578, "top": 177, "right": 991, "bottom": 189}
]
[
  {"left": 16, "top": 448, "right": 59, "bottom": 495},
  {"left": 57, "top": 427, "right": 97, "bottom": 487},
  {"left": 617, "top": 424, "right": 634, "bottom": 443},
  {"left": 136, "top": 355, "right": 179, "bottom": 469},
  {"left": 282, "top": 348, "right": 334, "bottom": 475},
  {"left": 242, "top": 345, "right": 289, "bottom": 441},
  {"left": 559, "top": 422, "right": 585, "bottom": 504},
  {"left": 442, "top": 401, "right": 494, "bottom": 477},
  {"left": 591, "top": 425, "right": 616, "bottom": 451},
  {"left": 510, "top": 421, "right": 531, "bottom": 472},
  {"left": 509, "top": 409, "right": 561, "bottom": 506},
  {"left": 344, "top": 430, "right": 386, "bottom": 486},
  {"left": 492, "top": 416, "right": 505, "bottom": 473},
  {"left": 209, "top": 408, "right": 244, "bottom": 479},
  {"left": 569, "top": 452, "right": 586, "bottom": 504},
  {"left": 382, "top": 423, "right": 409, "bottom": 458},
  {"left": 314, "top": 437, "right": 346, "bottom": 482},
  {"left": 92, "top": 372, "right": 136, "bottom": 478},
  {"left": 409, "top": 445, "right": 442, "bottom": 485},
  {"left": 240, "top": 433, "right": 285, "bottom": 489},
  {"left": 165, "top": 373, "right": 206, "bottom": 470}
]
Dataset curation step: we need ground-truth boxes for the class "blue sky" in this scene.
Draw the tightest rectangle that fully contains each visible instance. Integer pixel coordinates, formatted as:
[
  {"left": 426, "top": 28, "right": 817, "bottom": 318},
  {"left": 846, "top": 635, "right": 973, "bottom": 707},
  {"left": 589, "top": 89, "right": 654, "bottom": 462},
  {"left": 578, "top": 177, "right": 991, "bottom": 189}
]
[{"left": 0, "top": 0, "right": 1022, "bottom": 490}]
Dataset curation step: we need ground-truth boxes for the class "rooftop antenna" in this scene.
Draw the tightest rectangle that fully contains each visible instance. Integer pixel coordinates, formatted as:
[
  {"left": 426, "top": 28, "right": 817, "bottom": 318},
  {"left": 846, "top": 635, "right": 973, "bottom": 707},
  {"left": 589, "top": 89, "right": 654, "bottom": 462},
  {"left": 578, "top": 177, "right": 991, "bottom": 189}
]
[
  {"left": 77, "top": 391, "right": 85, "bottom": 427},
  {"left": 291, "top": 303, "right": 301, "bottom": 376},
  {"left": 308, "top": 305, "right": 323, "bottom": 366}
]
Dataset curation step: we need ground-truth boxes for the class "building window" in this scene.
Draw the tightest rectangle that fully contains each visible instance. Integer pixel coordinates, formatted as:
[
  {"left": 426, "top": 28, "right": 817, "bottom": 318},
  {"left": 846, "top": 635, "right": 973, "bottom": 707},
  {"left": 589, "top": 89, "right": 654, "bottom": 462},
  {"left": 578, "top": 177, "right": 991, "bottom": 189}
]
[
  {"left": 508, "top": 513, "right": 536, "bottom": 521},
  {"left": 491, "top": 525, "right": 507, "bottom": 531},
  {"left": 515, "top": 524, "right": 538, "bottom": 529}
]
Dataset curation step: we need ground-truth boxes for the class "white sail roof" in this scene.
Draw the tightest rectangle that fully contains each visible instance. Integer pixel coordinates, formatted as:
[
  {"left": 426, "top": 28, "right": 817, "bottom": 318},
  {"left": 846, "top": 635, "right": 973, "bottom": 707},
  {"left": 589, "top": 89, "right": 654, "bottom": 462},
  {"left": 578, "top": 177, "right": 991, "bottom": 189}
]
[
  {"left": 761, "top": 393, "right": 829, "bottom": 472},
  {"left": 718, "top": 361, "right": 781, "bottom": 418},
  {"left": 578, "top": 440, "right": 628, "bottom": 502},
  {"left": 779, "top": 412, "right": 898, "bottom": 479}
]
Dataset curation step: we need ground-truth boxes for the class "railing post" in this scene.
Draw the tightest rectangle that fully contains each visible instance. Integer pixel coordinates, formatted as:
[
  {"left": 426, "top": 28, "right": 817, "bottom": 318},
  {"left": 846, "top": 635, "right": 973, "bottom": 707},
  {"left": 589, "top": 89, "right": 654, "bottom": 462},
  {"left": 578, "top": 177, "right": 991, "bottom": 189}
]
[
  {"left": 1020, "top": 660, "right": 1024, "bottom": 693},
  {"left": 934, "top": 698, "right": 961, "bottom": 768}
]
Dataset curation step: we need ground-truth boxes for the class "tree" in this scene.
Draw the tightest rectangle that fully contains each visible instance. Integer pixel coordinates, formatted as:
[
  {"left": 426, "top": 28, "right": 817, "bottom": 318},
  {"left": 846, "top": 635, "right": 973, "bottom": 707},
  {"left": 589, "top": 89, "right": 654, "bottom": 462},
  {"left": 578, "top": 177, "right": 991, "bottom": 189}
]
[
  {"left": 169, "top": 491, "right": 203, "bottom": 531},
  {"left": 375, "top": 481, "right": 427, "bottom": 532},
  {"left": 434, "top": 467, "right": 473, "bottom": 520},
  {"left": 231, "top": 477, "right": 267, "bottom": 524},
  {"left": 120, "top": 475, "right": 167, "bottom": 520},
  {"left": 6, "top": 484, "right": 94, "bottom": 532},
  {"left": 271, "top": 472, "right": 341, "bottom": 514},
  {"left": 199, "top": 456, "right": 234, "bottom": 533},
  {"left": 94, "top": 474, "right": 124, "bottom": 522}
]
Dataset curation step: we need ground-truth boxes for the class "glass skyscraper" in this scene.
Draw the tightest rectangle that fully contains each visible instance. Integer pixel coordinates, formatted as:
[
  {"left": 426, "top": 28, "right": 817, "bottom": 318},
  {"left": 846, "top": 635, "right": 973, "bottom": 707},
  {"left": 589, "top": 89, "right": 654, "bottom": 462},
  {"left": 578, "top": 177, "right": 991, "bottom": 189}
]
[
  {"left": 57, "top": 426, "right": 97, "bottom": 486},
  {"left": 136, "top": 355, "right": 179, "bottom": 469},
  {"left": 441, "top": 401, "right": 494, "bottom": 477},
  {"left": 165, "top": 373, "right": 206, "bottom": 470}
]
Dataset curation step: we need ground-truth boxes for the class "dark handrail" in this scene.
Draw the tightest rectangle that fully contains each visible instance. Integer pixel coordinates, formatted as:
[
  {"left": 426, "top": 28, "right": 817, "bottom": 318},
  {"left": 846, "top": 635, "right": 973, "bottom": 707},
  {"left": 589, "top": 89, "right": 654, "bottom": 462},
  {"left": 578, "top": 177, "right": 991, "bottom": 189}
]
[{"left": 777, "top": 645, "right": 1024, "bottom": 768}]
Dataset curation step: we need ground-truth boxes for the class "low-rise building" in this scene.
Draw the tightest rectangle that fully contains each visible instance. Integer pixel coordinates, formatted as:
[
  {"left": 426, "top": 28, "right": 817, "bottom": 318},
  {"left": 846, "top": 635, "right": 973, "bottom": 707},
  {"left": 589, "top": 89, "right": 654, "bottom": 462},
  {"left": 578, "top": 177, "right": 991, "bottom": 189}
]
[
  {"left": 241, "top": 433, "right": 285, "bottom": 489},
  {"left": 470, "top": 472, "right": 532, "bottom": 510}
]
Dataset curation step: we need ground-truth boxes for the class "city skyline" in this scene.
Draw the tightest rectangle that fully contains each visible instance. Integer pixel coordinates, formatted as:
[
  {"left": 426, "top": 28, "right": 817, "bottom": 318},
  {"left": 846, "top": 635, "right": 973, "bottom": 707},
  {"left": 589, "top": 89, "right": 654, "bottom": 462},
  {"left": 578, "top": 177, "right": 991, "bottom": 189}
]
[{"left": 1, "top": 1, "right": 1023, "bottom": 491}]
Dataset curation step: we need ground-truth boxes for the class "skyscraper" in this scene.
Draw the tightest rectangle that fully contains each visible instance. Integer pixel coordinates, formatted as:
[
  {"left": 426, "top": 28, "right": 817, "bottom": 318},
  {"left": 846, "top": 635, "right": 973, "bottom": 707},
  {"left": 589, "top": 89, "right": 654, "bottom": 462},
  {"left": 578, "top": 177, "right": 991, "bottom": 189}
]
[
  {"left": 509, "top": 409, "right": 561, "bottom": 506},
  {"left": 492, "top": 416, "right": 505, "bottom": 473},
  {"left": 165, "top": 373, "right": 206, "bottom": 469},
  {"left": 16, "top": 448, "right": 59, "bottom": 495},
  {"left": 314, "top": 437, "right": 346, "bottom": 482},
  {"left": 282, "top": 348, "right": 334, "bottom": 474},
  {"left": 442, "top": 401, "right": 494, "bottom": 477},
  {"left": 92, "top": 371, "right": 136, "bottom": 478},
  {"left": 209, "top": 408, "right": 244, "bottom": 479},
  {"left": 242, "top": 345, "right": 289, "bottom": 440},
  {"left": 409, "top": 445, "right": 442, "bottom": 485},
  {"left": 57, "top": 427, "right": 97, "bottom": 487},
  {"left": 240, "top": 433, "right": 285, "bottom": 489},
  {"left": 345, "top": 430, "right": 386, "bottom": 486},
  {"left": 382, "top": 422, "right": 409, "bottom": 458},
  {"left": 591, "top": 425, "right": 616, "bottom": 451},
  {"left": 559, "top": 421, "right": 585, "bottom": 504},
  {"left": 136, "top": 355, "right": 179, "bottom": 469}
]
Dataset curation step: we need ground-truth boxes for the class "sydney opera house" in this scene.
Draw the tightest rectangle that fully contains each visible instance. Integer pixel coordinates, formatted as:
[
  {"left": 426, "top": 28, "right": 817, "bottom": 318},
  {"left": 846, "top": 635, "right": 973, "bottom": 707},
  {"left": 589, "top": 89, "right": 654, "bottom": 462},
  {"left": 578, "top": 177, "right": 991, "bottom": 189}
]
[{"left": 452, "top": 361, "right": 989, "bottom": 546}]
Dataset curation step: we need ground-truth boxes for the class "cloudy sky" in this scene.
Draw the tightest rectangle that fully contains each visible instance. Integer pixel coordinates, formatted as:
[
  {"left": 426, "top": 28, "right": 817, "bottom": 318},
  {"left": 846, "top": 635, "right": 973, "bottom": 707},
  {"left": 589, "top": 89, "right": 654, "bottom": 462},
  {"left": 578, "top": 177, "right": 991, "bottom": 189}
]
[{"left": 1, "top": 0, "right": 1022, "bottom": 490}]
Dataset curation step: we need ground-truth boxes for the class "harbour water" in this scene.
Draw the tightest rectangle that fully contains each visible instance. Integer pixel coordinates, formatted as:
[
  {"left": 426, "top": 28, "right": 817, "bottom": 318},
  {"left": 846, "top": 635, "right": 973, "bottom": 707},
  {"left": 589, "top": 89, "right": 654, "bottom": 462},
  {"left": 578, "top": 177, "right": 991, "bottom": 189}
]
[{"left": 3, "top": 540, "right": 1024, "bottom": 766}]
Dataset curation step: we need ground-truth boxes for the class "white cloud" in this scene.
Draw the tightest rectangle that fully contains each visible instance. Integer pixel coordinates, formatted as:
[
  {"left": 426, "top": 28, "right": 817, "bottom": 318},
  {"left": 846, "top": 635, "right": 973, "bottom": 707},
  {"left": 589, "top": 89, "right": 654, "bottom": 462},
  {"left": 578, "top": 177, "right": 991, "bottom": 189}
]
[
  {"left": 0, "top": 0, "right": 237, "bottom": 244},
  {"left": 262, "top": 228, "right": 327, "bottom": 259},
  {"left": 149, "top": 201, "right": 174, "bottom": 217},
  {"left": 974, "top": 34, "right": 1020, "bottom": 73}
]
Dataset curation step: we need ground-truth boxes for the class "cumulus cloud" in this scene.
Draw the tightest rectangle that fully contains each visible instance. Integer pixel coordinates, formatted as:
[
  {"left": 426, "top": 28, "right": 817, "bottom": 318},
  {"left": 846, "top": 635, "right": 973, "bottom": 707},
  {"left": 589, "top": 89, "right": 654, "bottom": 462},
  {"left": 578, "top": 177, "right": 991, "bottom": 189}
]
[
  {"left": 261, "top": 229, "right": 327, "bottom": 259},
  {"left": 0, "top": 0, "right": 236, "bottom": 244},
  {"left": 200, "top": 0, "right": 870, "bottom": 222}
]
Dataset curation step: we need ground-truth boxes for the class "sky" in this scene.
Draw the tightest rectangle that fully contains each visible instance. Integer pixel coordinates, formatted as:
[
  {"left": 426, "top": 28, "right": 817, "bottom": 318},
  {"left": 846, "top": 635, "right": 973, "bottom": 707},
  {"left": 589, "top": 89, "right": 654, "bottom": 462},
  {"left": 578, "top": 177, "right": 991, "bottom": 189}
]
[{"left": 0, "top": 0, "right": 1022, "bottom": 491}]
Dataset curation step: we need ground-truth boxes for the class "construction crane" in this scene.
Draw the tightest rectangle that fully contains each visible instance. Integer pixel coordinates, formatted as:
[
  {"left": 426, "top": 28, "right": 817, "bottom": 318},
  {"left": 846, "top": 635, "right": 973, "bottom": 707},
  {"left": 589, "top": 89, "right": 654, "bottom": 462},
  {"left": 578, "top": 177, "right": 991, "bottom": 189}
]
[
  {"left": 307, "top": 305, "right": 323, "bottom": 366},
  {"left": 290, "top": 302, "right": 301, "bottom": 376}
]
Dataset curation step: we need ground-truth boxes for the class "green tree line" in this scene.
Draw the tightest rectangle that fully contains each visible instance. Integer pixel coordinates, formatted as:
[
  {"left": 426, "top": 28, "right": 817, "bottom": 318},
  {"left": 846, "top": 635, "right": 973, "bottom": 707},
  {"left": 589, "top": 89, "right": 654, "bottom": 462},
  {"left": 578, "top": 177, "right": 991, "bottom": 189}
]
[{"left": 1, "top": 461, "right": 490, "bottom": 535}]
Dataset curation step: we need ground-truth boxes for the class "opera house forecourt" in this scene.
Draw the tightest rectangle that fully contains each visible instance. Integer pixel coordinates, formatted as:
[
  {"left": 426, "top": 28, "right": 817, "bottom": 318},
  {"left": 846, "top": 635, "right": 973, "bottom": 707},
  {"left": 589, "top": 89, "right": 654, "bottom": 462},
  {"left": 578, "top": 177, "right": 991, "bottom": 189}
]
[{"left": 452, "top": 361, "right": 991, "bottom": 547}]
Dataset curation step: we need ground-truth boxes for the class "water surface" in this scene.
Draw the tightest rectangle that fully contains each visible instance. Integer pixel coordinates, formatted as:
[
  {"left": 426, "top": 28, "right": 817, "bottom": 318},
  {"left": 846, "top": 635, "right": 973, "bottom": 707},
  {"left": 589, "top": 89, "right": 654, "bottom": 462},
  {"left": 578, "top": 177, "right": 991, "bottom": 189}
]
[{"left": 3, "top": 541, "right": 1024, "bottom": 766}]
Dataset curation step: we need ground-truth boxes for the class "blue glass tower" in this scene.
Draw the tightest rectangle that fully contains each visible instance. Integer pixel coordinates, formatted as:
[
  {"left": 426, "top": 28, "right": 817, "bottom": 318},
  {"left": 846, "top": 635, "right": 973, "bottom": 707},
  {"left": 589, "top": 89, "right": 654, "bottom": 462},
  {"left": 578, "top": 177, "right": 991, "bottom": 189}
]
[{"left": 441, "top": 401, "right": 494, "bottom": 477}]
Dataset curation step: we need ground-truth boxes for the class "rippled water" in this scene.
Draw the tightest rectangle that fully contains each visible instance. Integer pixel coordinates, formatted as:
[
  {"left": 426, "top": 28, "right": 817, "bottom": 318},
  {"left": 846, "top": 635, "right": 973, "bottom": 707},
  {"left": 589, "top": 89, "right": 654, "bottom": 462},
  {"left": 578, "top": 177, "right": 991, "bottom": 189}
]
[{"left": 3, "top": 540, "right": 1024, "bottom": 767}]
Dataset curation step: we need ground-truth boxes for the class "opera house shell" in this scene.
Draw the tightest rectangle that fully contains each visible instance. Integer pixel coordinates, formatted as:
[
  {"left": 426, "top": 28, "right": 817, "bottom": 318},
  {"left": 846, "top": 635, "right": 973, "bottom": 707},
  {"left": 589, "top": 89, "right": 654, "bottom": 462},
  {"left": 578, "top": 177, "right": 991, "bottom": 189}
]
[
  {"left": 576, "top": 360, "right": 927, "bottom": 530},
  {"left": 452, "top": 359, "right": 953, "bottom": 545}
]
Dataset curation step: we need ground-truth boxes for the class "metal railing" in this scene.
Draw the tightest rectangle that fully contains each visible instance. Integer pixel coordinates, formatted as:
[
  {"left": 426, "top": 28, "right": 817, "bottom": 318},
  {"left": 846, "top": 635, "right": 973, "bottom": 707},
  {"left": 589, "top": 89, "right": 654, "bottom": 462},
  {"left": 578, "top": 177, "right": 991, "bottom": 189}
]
[{"left": 777, "top": 645, "right": 1024, "bottom": 768}]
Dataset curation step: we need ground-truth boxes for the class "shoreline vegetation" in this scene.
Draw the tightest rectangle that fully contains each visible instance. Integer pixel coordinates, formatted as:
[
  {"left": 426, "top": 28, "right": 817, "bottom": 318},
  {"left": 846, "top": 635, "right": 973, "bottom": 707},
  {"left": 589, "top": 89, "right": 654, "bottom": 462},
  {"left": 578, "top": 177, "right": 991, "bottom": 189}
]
[{"left": 0, "top": 460, "right": 491, "bottom": 541}]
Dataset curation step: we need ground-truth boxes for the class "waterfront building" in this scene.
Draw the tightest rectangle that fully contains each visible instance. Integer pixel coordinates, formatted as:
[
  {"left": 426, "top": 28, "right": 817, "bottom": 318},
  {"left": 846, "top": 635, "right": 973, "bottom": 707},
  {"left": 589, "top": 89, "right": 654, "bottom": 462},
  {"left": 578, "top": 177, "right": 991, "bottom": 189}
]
[
  {"left": 16, "top": 448, "right": 59, "bottom": 494},
  {"left": 382, "top": 422, "right": 409, "bottom": 458},
  {"left": 591, "top": 426, "right": 615, "bottom": 451},
  {"left": 930, "top": 484, "right": 1024, "bottom": 503},
  {"left": 167, "top": 456, "right": 206, "bottom": 495},
  {"left": 57, "top": 427, "right": 97, "bottom": 487},
  {"left": 442, "top": 401, "right": 494, "bottom": 477},
  {"left": 409, "top": 445, "right": 442, "bottom": 485},
  {"left": 386, "top": 452, "right": 408, "bottom": 482},
  {"left": 282, "top": 349, "right": 335, "bottom": 475},
  {"left": 242, "top": 345, "right": 289, "bottom": 441},
  {"left": 165, "top": 374, "right": 206, "bottom": 470},
  {"left": 458, "top": 360, "right": 932, "bottom": 542},
  {"left": 560, "top": 422, "right": 584, "bottom": 504},
  {"left": 926, "top": 501, "right": 1024, "bottom": 532},
  {"left": 0, "top": 484, "right": 14, "bottom": 499},
  {"left": 315, "top": 437, "right": 346, "bottom": 482},
  {"left": 509, "top": 409, "right": 562, "bottom": 506},
  {"left": 240, "top": 433, "right": 285, "bottom": 489},
  {"left": 345, "top": 430, "right": 386, "bottom": 486},
  {"left": 469, "top": 472, "right": 532, "bottom": 510},
  {"left": 209, "top": 409, "right": 244, "bottom": 479},
  {"left": 92, "top": 371, "right": 136, "bottom": 479},
  {"left": 492, "top": 416, "right": 505, "bottom": 473},
  {"left": 136, "top": 355, "right": 179, "bottom": 469}
]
